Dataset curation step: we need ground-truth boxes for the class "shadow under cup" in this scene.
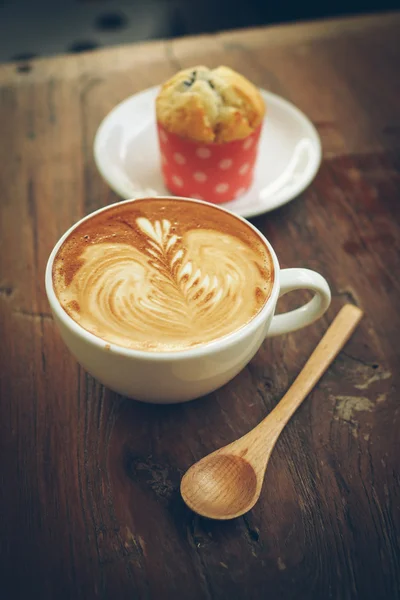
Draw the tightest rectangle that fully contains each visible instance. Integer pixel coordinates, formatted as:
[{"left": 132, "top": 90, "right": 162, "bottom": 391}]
[{"left": 45, "top": 197, "right": 331, "bottom": 403}]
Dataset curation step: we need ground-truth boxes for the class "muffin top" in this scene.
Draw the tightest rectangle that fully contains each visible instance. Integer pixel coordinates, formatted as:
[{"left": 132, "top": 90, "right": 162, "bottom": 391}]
[{"left": 156, "top": 66, "right": 266, "bottom": 143}]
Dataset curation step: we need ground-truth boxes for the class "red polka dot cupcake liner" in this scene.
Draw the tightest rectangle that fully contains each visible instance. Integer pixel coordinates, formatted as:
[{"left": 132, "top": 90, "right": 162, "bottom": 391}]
[{"left": 157, "top": 123, "right": 262, "bottom": 204}]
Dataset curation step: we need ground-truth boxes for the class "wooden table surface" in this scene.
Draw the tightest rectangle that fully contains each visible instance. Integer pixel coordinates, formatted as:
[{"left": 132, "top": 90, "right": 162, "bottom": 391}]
[{"left": 1, "top": 11, "right": 400, "bottom": 600}]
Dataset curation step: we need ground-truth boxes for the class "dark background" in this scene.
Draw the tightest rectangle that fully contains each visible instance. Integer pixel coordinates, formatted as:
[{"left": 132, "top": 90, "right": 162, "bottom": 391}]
[{"left": 1, "top": 0, "right": 398, "bottom": 63}]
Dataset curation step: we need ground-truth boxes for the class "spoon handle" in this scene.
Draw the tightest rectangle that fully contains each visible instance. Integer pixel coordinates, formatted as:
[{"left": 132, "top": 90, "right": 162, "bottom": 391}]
[{"left": 258, "top": 304, "right": 363, "bottom": 437}]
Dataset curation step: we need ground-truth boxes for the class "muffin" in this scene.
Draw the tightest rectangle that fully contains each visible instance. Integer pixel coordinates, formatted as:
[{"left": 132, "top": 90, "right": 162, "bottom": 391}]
[{"left": 156, "top": 66, "right": 266, "bottom": 204}]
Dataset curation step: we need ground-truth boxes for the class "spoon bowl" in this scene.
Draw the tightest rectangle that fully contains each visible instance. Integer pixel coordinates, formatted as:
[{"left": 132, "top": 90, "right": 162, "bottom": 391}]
[{"left": 181, "top": 454, "right": 258, "bottom": 520}]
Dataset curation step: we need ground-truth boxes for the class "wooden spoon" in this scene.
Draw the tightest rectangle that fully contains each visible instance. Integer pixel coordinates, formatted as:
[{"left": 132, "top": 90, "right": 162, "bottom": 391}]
[{"left": 181, "top": 304, "right": 363, "bottom": 520}]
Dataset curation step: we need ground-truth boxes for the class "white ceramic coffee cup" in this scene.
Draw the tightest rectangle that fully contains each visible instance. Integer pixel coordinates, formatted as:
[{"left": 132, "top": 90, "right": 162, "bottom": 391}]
[{"left": 45, "top": 197, "right": 331, "bottom": 404}]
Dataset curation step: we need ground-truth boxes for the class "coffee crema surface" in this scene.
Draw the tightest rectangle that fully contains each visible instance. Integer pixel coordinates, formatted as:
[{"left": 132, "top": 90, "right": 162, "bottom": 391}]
[{"left": 53, "top": 199, "right": 274, "bottom": 351}]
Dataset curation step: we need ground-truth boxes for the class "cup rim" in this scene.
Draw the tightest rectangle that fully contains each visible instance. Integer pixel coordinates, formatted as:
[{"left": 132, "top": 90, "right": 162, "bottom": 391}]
[{"left": 45, "top": 196, "right": 281, "bottom": 361}]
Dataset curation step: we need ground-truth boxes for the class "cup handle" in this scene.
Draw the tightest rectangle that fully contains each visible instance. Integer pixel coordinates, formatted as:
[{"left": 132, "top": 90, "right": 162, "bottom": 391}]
[{"left": 267, "top": 268, "right": 331, "bottom": 337}]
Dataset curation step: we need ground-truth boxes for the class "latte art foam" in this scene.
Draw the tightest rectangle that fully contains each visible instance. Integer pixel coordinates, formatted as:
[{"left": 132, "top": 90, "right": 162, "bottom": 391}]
[{"left": 53, "top": 199, "right": 274, "bottom": 351}]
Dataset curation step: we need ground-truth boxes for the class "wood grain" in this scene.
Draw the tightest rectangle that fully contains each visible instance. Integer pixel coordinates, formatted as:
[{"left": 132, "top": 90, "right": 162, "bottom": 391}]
[{"left": 1, "top": 11, "right": 400, "bottom": 600}]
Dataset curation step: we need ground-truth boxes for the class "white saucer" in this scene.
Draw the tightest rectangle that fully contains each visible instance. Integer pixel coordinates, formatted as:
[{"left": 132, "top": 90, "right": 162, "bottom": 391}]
[{"left": 94, "top": 86, "right": 322, "bottom": 218}]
